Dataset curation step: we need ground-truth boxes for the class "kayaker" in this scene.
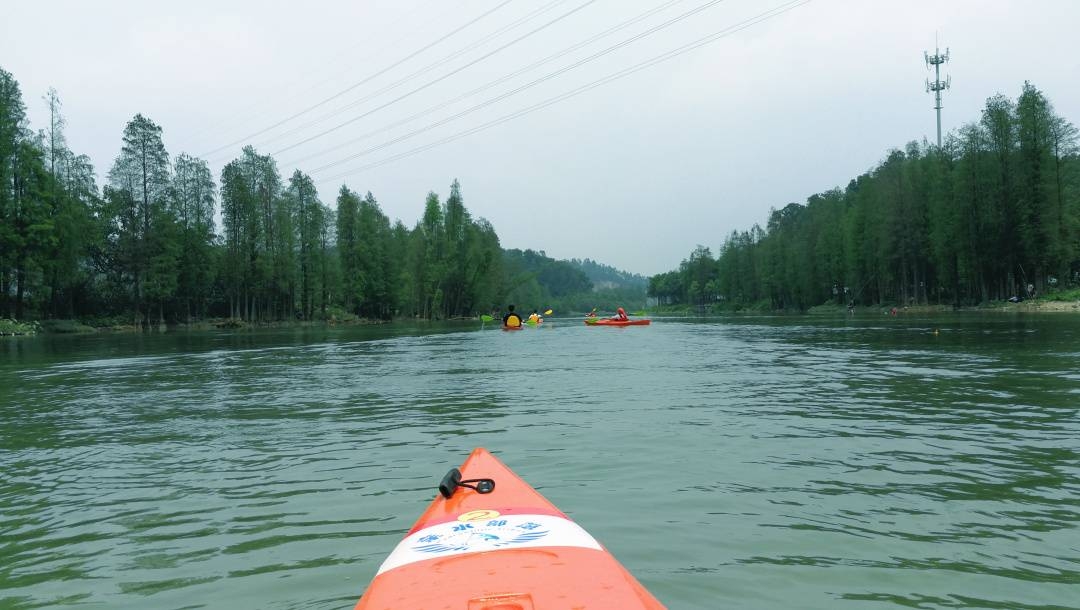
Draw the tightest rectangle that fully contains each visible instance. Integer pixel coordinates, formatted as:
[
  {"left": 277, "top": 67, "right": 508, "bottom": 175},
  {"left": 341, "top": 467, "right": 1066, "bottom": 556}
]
[
  {"left": 503, "top": 305, "right": 522, "bottom": 328},
  {"left": 611, "top": 307, "right": 629, "bottom": 321},
  {"left": 528, "top": 310, "right": 542, "bottom": 325}
]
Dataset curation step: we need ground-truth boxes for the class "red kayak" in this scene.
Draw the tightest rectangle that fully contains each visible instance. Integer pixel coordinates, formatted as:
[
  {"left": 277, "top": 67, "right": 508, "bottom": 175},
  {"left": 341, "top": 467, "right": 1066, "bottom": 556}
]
[
  {"left": 353, "top": 448, "right": 665, "bottom": 609},
  {"left": 585, "top": 318, "right": 651, "bottom": 326},
  {"left": 502, "top": 325, "right": 524, "bottom": 331}
]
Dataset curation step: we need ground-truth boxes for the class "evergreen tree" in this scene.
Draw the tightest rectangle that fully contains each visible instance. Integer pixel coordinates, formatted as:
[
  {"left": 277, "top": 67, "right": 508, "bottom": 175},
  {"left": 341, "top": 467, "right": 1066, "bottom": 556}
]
[
  {"left": 106, "top": 113, "right": 172, "bottom": 326},
  {"left": 285, "top": 170, "right": 321, "bottom": 320},
  {"left": 355, "top": 191, "right": 392, "bottom": 318},
  {"left": 335, "top": 185, "right": 361, "bottom": 312},
  {"left": 220, "top": 147, "right": 286, "bottom": 320},
  {"left": 171, "top": 153, "right": 215, "bottom": 321},
  {"left": 0, "top": 67, "right": 29, "bottom": 318},
  {"left": 38, "top": 88, "right": 98, "bottom": 318}
]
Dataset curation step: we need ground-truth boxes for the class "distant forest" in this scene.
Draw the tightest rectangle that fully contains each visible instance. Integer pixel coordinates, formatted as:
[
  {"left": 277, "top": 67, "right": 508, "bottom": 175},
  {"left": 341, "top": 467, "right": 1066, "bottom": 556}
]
[
  {"left": 0, "top": 67, "right": 643, "bottom": 327},
  {"left": 650, "top": 82, "right": 1080, "bottom": 310}
]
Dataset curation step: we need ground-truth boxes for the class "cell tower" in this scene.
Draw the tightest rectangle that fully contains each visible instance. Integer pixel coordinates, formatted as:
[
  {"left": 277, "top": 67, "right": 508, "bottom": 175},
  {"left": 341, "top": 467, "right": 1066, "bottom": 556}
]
[{"left": 924, "top": 37, "right": 951, "bottom": 149}]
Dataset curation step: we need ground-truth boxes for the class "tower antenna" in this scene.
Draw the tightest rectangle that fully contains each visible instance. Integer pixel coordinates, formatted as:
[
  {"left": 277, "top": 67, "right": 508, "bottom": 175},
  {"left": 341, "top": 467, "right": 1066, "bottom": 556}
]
[{"left": 924, "top": 34, "right": 951, "bottom": 149}]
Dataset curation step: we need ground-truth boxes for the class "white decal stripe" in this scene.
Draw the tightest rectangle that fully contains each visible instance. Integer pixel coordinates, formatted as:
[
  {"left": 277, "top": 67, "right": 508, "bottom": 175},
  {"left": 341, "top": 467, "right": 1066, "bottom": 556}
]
[{"left": 376, "top": 513, "right": 602, "bottom": 574}]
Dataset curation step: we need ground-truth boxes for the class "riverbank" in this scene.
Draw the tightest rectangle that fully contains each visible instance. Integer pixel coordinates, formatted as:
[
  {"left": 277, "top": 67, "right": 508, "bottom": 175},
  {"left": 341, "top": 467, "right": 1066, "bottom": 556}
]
[
  {"left": 0, "top": 318, "right": 42, "bottom": 336},
  {"left": 0, "top": 315, "right": 394, "bottom": 337},
  {"left": 10, "top": 297, "right": 1078, "bottom": 338},
  {"left": 806, "top": 299, "right": 1080, "bottom": 315},
  {"left": 650, "top": 296, "right": 1080, "bottom": 317}
]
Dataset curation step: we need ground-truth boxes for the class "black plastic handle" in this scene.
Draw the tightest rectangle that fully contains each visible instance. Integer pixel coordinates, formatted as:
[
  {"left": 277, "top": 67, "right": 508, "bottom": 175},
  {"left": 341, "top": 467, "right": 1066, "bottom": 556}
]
[
  {"left": 439, "top": 468, "right": 463, "bottom": 499},
  {"left": 438, "top": 467, "right": 495, "bottom": 498}
]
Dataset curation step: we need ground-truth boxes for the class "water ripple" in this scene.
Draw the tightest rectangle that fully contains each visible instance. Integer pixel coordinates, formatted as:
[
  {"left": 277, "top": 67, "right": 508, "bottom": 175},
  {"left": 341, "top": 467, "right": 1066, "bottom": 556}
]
[{"left": 2, "top": 317, "right": 1079, "bottom": 609}]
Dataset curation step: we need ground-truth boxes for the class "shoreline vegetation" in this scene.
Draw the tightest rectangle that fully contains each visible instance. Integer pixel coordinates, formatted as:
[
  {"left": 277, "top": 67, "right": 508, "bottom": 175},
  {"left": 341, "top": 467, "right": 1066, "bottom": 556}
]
[
  {"left": 1, "top": 67, "right": 647, "bottom": 332},
  {"left": 648, "top": 82, "right": 1080, "bottom": 313},
  {"left": 6, "top": 293, "right": 1080, "bottom": 338},
  {"left": 5, "top": 68, "right": 1079, "bottom": 336},
  {"left": 1, "top": 314, "right": 401, "bottom": 336},
  {"left": 653, "top": 287, "right": 1080, "bottom": 315},
  {"left": 651, "top": 298, "right": 1080, "bottom": 317}
]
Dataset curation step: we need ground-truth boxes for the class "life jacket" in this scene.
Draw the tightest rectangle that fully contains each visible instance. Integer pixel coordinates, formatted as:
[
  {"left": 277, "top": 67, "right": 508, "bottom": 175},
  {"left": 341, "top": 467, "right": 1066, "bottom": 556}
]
[{"left": 505, "top": 314, "right": 522, "bottom": 328}]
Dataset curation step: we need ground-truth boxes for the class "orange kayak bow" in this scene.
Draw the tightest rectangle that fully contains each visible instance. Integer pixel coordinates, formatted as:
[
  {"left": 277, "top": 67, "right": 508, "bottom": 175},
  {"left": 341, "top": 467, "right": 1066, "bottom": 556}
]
[{"left": 353, "top": 448, "right": 665, "bottom": 609}]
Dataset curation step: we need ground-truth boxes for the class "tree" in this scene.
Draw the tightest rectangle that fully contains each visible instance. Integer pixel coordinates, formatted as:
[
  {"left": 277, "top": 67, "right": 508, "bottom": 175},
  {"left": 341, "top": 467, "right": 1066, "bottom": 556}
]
[
  {"left": 464, "top": 218, "right": 502, "bottom": 313},
  {"left": 1047, "top": 113, "right": 1079, "bottom": 283},
  {"left": 406, "top": 191, "right": 444, "bottom": 318},
  {"left": 440, "top": 179, "right": 470, "bottom": 318},
  {"left": 355, "top": 191, "right": 392, "bottom": 318},
  {"left": 0, "top": 67, "right": 29, "bottom": 317},
  {"left": 220, "top": 158, "right": 251, "bottom": 319},
  {"left": 220, "top": 146, "right": 287, "bottom": 321},
  {"left": 286, "top": 170, "right": 321, "bottom": 320},
  {"left": 37, "top": 88, "right": 98, "bottom": 318},
  {"left": 336, "top": 185, "right": 361, "bottom": 312},
  {"left": 170, "top": 153, "right": 215, "bottom": 321},
  {"left": 106, "top": 113, "right": 172, "bottom": 327}
]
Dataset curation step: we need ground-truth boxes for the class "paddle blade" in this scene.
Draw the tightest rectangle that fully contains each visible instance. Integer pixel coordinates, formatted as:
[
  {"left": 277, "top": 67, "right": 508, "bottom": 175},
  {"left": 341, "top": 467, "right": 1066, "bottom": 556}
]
[
  {"left": 480, "top": 314, "right": 493, "bottom": 322},
  {"left": 544, "top": 309, "right": 553, "bottom": 315}
]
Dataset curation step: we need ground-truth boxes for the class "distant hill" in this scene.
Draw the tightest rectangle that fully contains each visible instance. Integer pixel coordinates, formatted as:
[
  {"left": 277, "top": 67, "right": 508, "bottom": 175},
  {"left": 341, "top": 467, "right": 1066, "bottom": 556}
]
[
  {"left": 500, "top": 251, "right": 648, "bottom": 313},
  {"left": 502, "top": 249, "right": 592, "bottom": 298},
  {"left": 569, "top": 258, "right": 648, "bottom": 291}
]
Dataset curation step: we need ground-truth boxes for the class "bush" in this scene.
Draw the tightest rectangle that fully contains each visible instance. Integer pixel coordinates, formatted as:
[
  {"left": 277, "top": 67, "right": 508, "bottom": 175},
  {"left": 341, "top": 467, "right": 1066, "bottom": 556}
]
[
  {"left": 320, "top": 305, "right": 359, "bottom": 323},
  {"left": 1043, "top": 288, "right": 1080, "bottom": 302},
  {"left": 0, "top": 318, "right": 41, "bottom": 336},
  {"left": 40, "top": 319, "right": 96, "bottom": 334},
  {"left": 78, "top": 314, "right": 132, "bottom": 329}
]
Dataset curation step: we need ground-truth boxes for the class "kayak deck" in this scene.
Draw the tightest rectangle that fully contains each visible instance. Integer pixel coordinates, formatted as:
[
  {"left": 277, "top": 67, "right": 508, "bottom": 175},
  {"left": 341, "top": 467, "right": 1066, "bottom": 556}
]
[{"left": 354, "top": 448, "right": 665, "bottom": 609}]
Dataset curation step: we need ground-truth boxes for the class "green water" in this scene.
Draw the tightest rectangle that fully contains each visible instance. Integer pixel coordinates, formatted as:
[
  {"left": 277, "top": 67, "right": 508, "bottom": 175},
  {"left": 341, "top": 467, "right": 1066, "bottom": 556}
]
[{"left": 2, "top": 316, "right": 1078, "bottom": 610}]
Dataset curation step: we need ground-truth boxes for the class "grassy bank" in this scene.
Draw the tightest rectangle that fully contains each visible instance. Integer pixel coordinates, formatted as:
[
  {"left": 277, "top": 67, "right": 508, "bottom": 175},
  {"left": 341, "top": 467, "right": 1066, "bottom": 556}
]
[
  {"left": 0, "top": 319, "right": 41, "bottom": 336},
  {"left": 803, "top": 299, "right": 1080, "bottom": 315},
  {"left": 40, "top": 319, "right": 98, "bottom": 333},
  {"left": 652, "top": 295, "right": 1080, "bottom": 317},
  {"left": 1043, "top": 288, "right": 1080, "bottom": 302},
  {"left": 0, "top": 314, "right": 396, "bottom": 338}
]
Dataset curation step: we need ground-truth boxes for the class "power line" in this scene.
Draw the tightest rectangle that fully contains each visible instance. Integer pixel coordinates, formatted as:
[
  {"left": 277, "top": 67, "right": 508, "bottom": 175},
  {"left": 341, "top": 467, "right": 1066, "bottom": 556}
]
[
  {"left": 281, "top": 0, "right": 690, "bottom": 169},
  {"left": 315, "top": 0, "right": 811, "bottom": 187},
  {"left": 267, "top": 0, "right": 597, "bottom": 158},
  {"left": 197, "top": 0, "right": 516, "bottom": 159},
  {"left": 305, "top": 0, "right": 732, "bottom": 174},
  {"left": 252, "top": 0, "right": 578, "bottom": 156},
  {"left": 203, "top": 0, "right": 581, "bottom": 162},
  {"left": 179, "top": 0, "right": 447, "bottom": 151},
  {"left": 250, "top": 0, "right": 579, "bottom": 157}
]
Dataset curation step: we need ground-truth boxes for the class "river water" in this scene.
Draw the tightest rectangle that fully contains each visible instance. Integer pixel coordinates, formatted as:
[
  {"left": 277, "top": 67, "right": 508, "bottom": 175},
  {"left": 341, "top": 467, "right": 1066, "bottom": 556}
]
[{"left": 1, "top": 315, "right": 1078, "bottom": 609}]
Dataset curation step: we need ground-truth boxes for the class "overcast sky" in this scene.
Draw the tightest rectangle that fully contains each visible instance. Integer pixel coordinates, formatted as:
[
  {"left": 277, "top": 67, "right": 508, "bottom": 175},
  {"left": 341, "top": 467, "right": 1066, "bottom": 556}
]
[{"left": 4, "top": 0, "right": 1080, "bottom": 276}]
